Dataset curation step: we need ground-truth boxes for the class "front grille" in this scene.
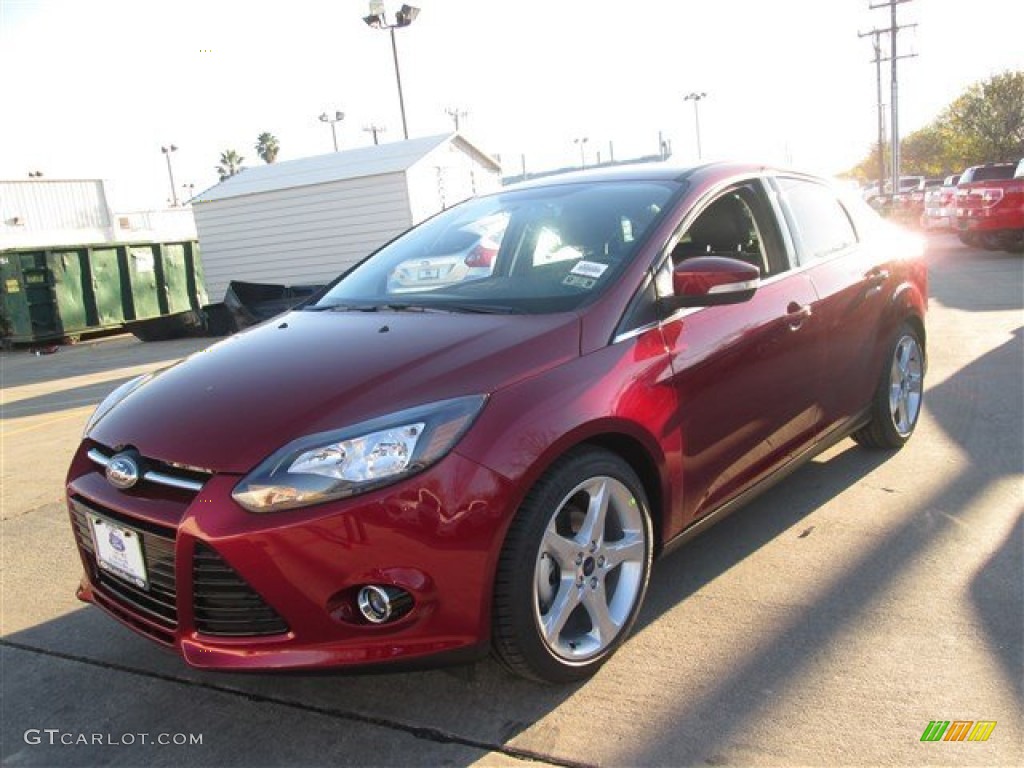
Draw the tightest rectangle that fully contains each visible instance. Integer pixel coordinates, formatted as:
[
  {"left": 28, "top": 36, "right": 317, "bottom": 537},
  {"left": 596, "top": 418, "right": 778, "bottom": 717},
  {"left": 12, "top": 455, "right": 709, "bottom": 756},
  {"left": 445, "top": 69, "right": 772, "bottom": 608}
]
[
  {"left": 192, "top": 543, "right": 289, "bottom": 637},
  {"left": 70, "top": 497, "right": 178, "bottom": 641},
  {"left": 87, "top": 444, "right": 211, "bottom": 494}
]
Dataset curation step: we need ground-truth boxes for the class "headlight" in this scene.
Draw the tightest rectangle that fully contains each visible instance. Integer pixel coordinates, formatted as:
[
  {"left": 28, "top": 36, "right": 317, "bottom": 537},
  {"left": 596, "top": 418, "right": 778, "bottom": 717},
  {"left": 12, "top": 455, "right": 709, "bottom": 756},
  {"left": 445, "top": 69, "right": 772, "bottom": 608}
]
[
  {"left": 232, "top": 395, "right": 487, "bottom": 513},
  {"left": 83, "top": 374, "right": 152, "bottom": 437}
]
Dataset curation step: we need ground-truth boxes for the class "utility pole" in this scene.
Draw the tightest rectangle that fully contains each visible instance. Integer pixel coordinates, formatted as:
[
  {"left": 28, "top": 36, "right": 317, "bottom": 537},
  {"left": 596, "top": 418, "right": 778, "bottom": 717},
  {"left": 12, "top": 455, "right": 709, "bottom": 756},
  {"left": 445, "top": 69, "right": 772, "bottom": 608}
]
[
  {"left": 867, "top": 0, "right": 916, "bottom": 196},
  {"left": 858, "top": 28, "right": 888, "bottom": 192},
  {"left": 363, "top": 124, "right": 387, "bottom": 145},
  {"left": 445, "top": 107, "right": 468, "bottom": 131}
]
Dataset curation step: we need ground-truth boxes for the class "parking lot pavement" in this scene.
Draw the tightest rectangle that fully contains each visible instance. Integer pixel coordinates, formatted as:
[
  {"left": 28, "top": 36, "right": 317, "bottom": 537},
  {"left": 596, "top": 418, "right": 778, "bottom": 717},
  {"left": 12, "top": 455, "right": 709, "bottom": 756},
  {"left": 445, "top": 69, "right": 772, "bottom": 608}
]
[{"left": 2, "top": 234, "right": 1021, "bottom": 767}]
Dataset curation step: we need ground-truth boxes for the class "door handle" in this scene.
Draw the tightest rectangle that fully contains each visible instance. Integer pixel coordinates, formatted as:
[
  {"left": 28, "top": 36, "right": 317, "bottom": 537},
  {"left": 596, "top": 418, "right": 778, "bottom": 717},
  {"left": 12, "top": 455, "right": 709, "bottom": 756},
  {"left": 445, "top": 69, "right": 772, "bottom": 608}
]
[
  {"left": 865, "top": 267, "right": 890, "bottom": 285},
  {"left": 786, "top": 301, "right": 812, "bottom": 330},
  {"left": 864, "top": 267, "right": 889, "bottom": 296}
]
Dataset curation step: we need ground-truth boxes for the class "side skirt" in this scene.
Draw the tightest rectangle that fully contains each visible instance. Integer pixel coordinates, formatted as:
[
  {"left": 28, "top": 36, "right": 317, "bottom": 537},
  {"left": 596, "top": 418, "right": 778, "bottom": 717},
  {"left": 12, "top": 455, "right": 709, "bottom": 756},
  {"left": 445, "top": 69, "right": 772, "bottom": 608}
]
[{"left": 660, "top": 409, "right": 872, "bottom": 559}]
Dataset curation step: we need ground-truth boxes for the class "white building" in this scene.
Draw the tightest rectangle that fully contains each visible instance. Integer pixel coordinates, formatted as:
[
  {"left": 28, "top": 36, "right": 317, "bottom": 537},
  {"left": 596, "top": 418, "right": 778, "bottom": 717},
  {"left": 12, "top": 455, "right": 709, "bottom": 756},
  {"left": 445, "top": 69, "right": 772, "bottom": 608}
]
[
  {"left": 0, "top": 179, "right": 197, "bottom": 250},
  {"left": 192, "top": 133, "right": 502, "bottom": 300}
]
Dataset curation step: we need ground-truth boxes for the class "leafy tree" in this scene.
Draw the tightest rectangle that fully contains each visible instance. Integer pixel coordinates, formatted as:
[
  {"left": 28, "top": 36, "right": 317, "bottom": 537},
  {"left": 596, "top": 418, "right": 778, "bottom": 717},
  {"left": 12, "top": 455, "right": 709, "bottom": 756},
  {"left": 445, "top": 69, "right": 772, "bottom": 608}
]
[
  {"left": 900, "top": 124, "right": 964, "bottom": 177},
  {"left": 848, "top": 70, "right": 1024, "bottom": 179},
  {"left": 216, "top": 150, "right": 245, "bottom": 181},
  {"left": 943, "top": 71, "right": 1024, "bottom": 164},
  {"left": 255, "top": 132, "right": 280, "bottom": 164}
]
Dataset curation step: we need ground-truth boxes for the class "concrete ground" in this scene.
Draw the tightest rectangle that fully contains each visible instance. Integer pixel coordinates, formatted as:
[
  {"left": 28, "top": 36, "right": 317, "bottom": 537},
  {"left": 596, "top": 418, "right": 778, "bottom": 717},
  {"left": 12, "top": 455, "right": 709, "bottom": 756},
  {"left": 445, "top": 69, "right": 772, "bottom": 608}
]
[{"left": 1, "top": 233, "right": 1021, "bottom": 766}]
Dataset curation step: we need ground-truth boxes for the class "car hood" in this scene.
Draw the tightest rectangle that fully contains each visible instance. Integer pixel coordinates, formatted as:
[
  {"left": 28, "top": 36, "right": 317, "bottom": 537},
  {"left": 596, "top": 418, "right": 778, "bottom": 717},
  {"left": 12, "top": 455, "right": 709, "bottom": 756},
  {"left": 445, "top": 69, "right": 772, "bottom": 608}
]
[{"left": 89, "top": 309, "right": 581, "bottom": 473}]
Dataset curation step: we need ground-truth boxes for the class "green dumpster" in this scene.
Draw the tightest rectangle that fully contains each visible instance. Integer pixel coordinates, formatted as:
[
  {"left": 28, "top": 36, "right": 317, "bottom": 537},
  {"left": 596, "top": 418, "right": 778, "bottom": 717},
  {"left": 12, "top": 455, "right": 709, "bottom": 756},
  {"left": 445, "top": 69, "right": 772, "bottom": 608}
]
[{"left": 0, "top": 240, "right": 207, "bottom": 344}]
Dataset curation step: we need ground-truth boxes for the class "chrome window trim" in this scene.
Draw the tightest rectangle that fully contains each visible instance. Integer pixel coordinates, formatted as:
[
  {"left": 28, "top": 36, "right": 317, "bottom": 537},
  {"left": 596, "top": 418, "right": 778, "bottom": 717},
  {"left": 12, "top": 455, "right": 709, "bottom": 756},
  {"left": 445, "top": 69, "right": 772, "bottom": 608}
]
[{"left": 708, "top": 279, "right": 759, "bottom": 295}]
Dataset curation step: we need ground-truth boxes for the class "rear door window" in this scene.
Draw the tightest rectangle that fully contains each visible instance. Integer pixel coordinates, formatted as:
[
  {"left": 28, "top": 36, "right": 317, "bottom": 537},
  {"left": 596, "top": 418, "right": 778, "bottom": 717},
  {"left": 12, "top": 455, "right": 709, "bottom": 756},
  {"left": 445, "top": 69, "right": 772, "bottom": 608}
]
[{"left": 775, "top": 178, "right": 858, "bottom": 266}]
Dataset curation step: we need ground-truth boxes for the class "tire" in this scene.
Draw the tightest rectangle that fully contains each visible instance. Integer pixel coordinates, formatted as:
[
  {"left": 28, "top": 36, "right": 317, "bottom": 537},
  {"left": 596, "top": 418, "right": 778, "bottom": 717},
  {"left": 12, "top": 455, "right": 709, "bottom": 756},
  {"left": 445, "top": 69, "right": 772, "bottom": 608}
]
[
  {"left": 492, "top": 448, "right": 653, "bottom": 683},
  {"left": 979, "top": 232, "right": 1005, "bottom": 251},
  {"left": 1001, "top": 232, "right": 1024, "bottom": 254},
  {"left": 957, "top": 231, "right": 979, "bottom": 247},
  {"left": 853, "top": 323, "right": 925, "bottom": 450}
]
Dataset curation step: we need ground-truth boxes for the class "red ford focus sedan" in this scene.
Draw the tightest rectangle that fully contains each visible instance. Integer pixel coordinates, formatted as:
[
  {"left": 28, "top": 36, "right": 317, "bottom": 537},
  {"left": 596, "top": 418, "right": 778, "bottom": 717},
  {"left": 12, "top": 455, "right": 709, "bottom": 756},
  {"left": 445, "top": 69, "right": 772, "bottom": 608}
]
[{"left": 68, "top": 162, "right": 927, "bottom": 683}]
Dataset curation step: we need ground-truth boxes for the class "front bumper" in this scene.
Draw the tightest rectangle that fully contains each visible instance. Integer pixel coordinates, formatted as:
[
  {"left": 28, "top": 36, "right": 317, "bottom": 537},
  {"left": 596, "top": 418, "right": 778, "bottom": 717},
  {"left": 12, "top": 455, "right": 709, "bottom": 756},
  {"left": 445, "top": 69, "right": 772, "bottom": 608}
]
[{"left": 67, "top": 441, "right": 516, "bottom": 671}]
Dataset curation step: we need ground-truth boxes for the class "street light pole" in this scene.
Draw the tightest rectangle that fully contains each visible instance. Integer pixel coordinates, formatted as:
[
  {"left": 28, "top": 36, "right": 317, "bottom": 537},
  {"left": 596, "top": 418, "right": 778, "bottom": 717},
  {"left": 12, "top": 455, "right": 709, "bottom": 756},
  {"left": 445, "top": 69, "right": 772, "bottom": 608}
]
[
  {"left": 364, "top": 4, "right": 420, "bottom": 140},
  {"left": 318, "top": 111, "right": 345, "bottom": 151},
  {"left": 574, "top": 137, "right": 589, "bottom": 168},
  {"left": 161, "top": 145, "right": 179, "bottom": 207},
  {"left": 683, "top": 92, "right": 707, "bottom": 159}
]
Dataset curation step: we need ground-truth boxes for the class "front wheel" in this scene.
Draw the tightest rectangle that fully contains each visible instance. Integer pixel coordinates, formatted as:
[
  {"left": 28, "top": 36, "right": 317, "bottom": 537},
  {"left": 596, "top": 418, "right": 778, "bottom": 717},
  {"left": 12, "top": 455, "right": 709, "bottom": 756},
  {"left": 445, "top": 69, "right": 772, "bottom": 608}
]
[
  {"left": 492, "top": 448, "right": 653, "bottom": 683},
  {"left": 853, "top": 323, "right": 925, "bottom": 449}
]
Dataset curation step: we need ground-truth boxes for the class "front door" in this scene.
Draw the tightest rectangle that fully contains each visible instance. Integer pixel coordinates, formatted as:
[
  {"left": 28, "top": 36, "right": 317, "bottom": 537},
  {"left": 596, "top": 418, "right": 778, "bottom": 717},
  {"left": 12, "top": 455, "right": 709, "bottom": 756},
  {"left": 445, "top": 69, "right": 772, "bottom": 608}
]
[{"left": 658, "top": 181, "right": 823, "bottom": 524}]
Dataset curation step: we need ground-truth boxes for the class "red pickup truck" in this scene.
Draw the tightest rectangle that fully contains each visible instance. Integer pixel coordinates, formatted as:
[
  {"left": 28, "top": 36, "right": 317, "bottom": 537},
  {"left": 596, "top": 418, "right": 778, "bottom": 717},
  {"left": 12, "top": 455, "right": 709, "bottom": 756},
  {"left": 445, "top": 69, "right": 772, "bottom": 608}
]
[{"left": 955, "top": 160, "right": 1024, "bottom": 252}]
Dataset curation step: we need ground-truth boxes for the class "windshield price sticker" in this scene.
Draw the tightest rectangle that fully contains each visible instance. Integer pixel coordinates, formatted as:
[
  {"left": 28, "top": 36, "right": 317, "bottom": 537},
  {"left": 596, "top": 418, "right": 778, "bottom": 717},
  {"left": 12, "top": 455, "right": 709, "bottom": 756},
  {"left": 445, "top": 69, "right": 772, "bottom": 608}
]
[{"left": 570, "top": 261, "right": 609, "bottom": 279}]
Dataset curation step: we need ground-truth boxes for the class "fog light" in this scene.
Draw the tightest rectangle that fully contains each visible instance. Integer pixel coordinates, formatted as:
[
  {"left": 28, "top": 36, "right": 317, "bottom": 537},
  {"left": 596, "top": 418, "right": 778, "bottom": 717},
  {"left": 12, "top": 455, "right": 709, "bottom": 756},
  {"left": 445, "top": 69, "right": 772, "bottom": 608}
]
[{"left": 357, "top": 585, "right": 413, "bottom": 624}]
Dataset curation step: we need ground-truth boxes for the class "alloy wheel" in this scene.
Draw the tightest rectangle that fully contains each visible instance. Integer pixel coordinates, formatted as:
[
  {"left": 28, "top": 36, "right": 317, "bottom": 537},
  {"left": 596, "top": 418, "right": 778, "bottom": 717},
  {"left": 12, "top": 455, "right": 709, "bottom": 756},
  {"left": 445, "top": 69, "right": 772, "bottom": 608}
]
[
  {"left": 888, "top": 334, "right": 924, "bottom": 437},
  {"left": 533, "top": 476, "right": 647, "bottom": 662}
]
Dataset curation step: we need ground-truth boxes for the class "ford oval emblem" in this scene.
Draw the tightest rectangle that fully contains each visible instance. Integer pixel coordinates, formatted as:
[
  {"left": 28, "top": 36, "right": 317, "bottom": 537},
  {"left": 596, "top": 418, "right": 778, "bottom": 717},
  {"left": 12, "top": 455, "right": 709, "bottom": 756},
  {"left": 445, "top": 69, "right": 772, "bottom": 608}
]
[
  {"left": 108, "top": 530, "right": 126, "bottom": 552},
  {"left": 106, "top": 454, "right": 140, "bottom": 490}
]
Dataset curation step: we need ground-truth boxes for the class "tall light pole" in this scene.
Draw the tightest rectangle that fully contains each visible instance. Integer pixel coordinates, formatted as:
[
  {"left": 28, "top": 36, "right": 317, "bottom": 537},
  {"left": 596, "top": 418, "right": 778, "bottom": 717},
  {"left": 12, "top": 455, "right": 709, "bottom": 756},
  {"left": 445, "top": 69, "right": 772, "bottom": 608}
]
[
  {"left": 683, "top": 92, "right": 706, "bottom": 159},
  {"left": 161, "top": 145, "right": 179, "bottom": 207},
  {"left": 574, "top": 137, "right": 589, "bottom": 168},
  {"left": 363, "top": 3, "right": 421, "bottom": 140},
  {"left": 319, "top": 111, "right": 345, "bottom": 151}
]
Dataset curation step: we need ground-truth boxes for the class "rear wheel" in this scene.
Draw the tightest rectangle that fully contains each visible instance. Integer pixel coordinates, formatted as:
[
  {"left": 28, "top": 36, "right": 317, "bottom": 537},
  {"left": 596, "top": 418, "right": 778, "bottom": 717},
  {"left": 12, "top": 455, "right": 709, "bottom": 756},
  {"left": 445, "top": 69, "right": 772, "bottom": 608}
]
[
  {"left": 492, "top": 448, "right": 653, "bottom": 683},
  {"left": 853, "top": 323, "right": 925, "bottom": 449},
  {"left": 1001, "top": 232, "right": 1024, "bottom": 254},
  {"left": 957, "top": 231, "right": 979, "bottom": 247},
  {"left": 980, "top": 232, "right": 1006, "bottom": 251}
]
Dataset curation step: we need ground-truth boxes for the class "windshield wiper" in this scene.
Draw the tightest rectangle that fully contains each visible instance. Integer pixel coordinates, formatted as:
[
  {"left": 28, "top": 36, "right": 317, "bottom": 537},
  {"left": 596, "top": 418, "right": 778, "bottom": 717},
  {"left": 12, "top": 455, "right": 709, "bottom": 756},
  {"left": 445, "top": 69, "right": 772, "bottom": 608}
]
[
  {"left": 308, "top": 302, "right": 518, "bottom": 315},
  {"left": 433, "top": 303, "right": 519, "bottom": 315}
]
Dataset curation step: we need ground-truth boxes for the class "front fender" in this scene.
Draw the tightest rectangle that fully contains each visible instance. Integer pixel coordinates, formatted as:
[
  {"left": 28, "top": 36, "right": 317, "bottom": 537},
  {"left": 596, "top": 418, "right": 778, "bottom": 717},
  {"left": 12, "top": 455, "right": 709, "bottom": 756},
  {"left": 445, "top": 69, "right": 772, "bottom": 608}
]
[{"left": 456, "top": 330, "right": 682, "bottom": 542}]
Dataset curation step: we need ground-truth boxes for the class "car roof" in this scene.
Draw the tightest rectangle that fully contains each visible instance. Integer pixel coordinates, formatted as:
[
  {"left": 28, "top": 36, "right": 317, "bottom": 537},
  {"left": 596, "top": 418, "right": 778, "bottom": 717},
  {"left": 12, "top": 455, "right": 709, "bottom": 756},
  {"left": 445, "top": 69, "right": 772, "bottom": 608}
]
[{"left": 503, "top": 161, "right": 788, "bottom": 192}]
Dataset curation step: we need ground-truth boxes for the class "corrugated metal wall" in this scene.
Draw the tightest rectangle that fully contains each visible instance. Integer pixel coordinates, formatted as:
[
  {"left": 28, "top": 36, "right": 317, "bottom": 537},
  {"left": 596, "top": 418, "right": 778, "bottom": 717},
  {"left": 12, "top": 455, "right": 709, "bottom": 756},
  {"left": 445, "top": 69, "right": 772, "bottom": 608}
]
[
  {"left": 193, "top": 172, "right": 413, "bottom": 300},
  {"left": 1, "top": 180, "right": 111, "bottom": 232}
]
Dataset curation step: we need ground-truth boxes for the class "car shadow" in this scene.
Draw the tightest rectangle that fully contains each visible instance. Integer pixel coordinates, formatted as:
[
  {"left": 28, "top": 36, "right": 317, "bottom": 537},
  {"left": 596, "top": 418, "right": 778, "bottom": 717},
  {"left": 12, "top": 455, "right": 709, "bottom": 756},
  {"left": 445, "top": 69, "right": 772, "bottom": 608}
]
[
  {"left": 2, "top": 376, "right": 140, "bottom": 420},
  {"left": 638, "top": 443, "right": 891, "bottom": 633}
]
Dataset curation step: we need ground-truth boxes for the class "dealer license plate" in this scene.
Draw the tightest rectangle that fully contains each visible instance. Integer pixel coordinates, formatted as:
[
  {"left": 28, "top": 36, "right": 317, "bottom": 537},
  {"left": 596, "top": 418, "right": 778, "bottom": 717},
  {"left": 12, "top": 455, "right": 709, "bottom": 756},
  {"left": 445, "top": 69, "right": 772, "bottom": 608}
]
[
  {"left": 90, "top": 516, "right": 149, "bottom": 589},
  {"left": 418, "top": 267, "right": 440, "bottom": 280}
]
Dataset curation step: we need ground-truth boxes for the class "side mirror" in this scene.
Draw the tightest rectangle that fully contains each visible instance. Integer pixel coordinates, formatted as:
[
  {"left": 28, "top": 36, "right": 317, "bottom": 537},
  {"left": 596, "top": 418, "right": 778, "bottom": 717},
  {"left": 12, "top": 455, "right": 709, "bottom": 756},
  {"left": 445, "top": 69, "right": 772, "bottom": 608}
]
[{"left": 665, "top": 256, "right": 760, "bottom": 309}]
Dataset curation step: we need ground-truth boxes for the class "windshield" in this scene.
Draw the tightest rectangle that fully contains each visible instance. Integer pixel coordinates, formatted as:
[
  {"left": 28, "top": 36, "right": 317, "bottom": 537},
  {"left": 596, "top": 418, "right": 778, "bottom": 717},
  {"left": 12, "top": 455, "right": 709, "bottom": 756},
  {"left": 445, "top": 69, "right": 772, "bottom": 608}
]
[{"left": 313, "top": 180, "right": 678, "bottom": 314}]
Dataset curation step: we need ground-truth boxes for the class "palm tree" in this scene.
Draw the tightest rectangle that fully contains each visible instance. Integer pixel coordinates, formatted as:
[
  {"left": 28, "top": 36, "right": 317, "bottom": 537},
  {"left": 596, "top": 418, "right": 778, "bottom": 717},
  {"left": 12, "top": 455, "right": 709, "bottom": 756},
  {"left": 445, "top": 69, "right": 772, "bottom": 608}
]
[
  {"left": 255, "top": 132, "right": 280, "bottom": 164},
  {"left": 216, "top": 150, "right": 245, "bottom": 181}
]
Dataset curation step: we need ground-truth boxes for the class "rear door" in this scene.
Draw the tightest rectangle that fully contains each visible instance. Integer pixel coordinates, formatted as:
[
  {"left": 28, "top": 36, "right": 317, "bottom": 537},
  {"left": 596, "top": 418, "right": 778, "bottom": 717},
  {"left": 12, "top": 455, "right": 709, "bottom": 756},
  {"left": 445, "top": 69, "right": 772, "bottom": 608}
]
[{"left": 771, "top": 176, "right": 888, "bottom": 435}]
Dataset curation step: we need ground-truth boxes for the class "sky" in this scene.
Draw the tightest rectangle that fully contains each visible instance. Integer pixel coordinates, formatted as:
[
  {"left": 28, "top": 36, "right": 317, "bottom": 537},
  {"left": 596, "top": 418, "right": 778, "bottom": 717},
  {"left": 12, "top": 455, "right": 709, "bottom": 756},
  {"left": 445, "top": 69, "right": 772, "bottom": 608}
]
[{"left": 1, "top": 0, "right": 1021, "bottom": 210}]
